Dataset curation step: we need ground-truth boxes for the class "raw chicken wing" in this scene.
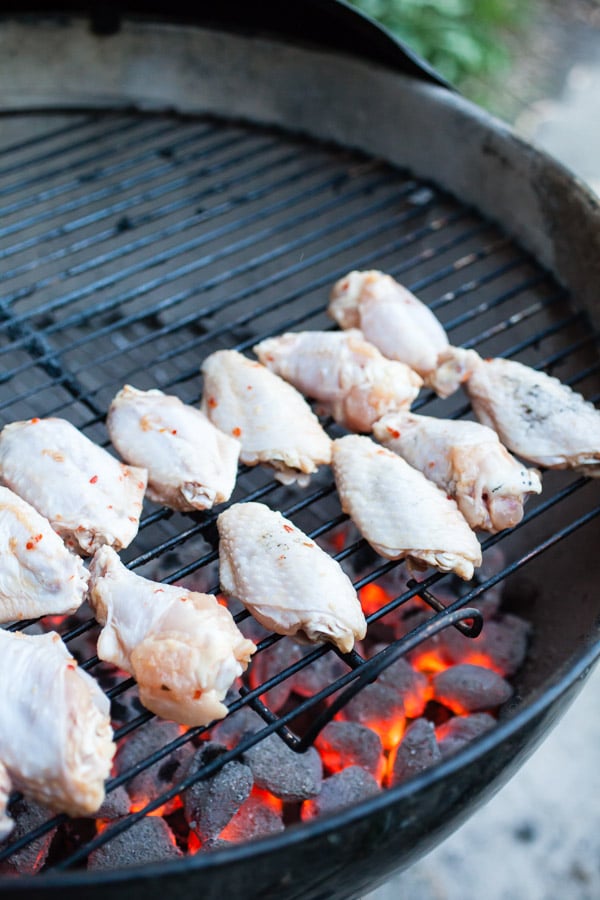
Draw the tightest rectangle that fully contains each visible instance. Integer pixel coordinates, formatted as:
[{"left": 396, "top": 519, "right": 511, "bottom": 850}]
[
  {"left": 329, "top": 270, "right": 478, "bottom": 397},
  {"left": 107, "top": 385, "right": 240, "bottom": 511},
  {"left": 331, "top": 435, "right": 482, "bottom": 580},
  {"left": 254, "top": 329, "right": 422, "bottom": 432},
  {"left": 0, "top": 762, "right": 12, "bottom": 841},
  {"left": 201, "top": 350, "right": 331, "bottom": 486},
  {"left": 0, "top": 486, "right": 88, "bottom": 623},
  {"left": 217, "top": 502, "right": 366, "bottom": 653},
  {"left": 373, "top": 412, "right": 542, "bottom": 532},
  {"left": 466, "top": 355, "right": 600, "bottom": 475},
  {"left": 0, "top": 417, "right": 147, "bottom": 555},
  {"left": 0, "top": 629, "right": 115, "bottom": 817},
  {"left": 88, "top": 546, "right": 256, "bottom": 727}
]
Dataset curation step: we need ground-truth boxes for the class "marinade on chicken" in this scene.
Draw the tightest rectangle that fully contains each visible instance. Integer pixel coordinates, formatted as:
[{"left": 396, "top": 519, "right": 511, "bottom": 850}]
[
  {"left": 254, "top": 329, "right": 422, "bottom": 432},
  {"left": 0, "top": 629, "right": 115, "bottom": 817},
  {"left": 331, "top": 434, "right": 482, "bottom": 581},
  {"left": 218, "top": 501, "right": 366, "bottom": 654},
  {"left": 328, "top": 270, "right": 479, "bottom": 398},
  {"left": 0, "top": 417, "right": 147, "bottom": 556},
  {"left": 465, "top": 355, "right": 600, "bottom": 476},
  {"left": 107, "top": 385, "right": 240, "bottom": 512},
  {"left": 88, "top": 546, "right": 256, "bottom": 727},
  {"left": 373, "top": 412, "right": 542, "bottom": 532},
  {"left": 0, "top": 486, "right": 89, "bottom": 623},
  {"left": 201, "top": 350, "right": 331, "bottom": 486}
]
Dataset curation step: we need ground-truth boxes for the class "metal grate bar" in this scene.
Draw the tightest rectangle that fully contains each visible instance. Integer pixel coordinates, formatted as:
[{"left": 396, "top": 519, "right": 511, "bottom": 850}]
[{"left": 0, "top": 114, "right": 97, "bottom": 161}]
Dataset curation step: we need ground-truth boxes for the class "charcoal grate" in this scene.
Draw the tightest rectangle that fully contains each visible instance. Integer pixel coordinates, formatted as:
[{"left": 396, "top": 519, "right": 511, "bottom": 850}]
[{"left": 0, "top": 111, "right": 598, "bottom": 871}]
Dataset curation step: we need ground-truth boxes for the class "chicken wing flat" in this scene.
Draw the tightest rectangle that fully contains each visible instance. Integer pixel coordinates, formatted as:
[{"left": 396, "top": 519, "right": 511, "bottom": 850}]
[
  {"left": 253, "top": 329, "right": 422, "bottom": 432},
  {"left": 201, "top": 350, "right": 332, "bottom": 486},
  {"left": 0, "top": 629, "right": 115, "bottom": 817},
  {"left": 373, "top": 412, "right": 542, "bottom": 533},
  {"left": 107, "top": 385, "right": 240, "bottom": 512},
  {"left": 218, "top": 502, "right": 366, "bottom": 653},
  {"left": 88, "top": 546, "right": 256, "bottom": 727},
  {"left": 0, "top": 762, "right": 12, "bottom": 841},
  {"left": 331, "top": 435, "right": 482, "bottom": 580},
  {"left": 466, "top": 355, "right": 600, "bottom": 475},
  {"left": 0, "top": 486, "right": 88, "bottom": 623},
  {"left": 0, "top": 418, "right": 147, "bottom": 556},
  {"left": 328, "top": 270, "right": 478, "bottom": 397}
]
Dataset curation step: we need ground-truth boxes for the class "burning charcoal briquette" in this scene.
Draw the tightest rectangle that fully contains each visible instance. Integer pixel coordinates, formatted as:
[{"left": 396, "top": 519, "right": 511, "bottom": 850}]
[
  {"left": 337, "top": 682, "right": 405, "bottom": 750},
  {"left": 210, "top": 704, "right": 264, "bottom": 748},
  {"left": 87, "top": 817, "right": 181, "bottom": 870},
  {"left": 432, "top": 663, "right": 513, "bottom": 713},
  {"left": 470, "top": 615, "right": 531, "bottom": 676},
  {"left": 291, "top": 647, "right": 350, "bottom": 698},
  {"left": 243, "top": 734, "right": 322, "bottom": 802},
  {"left": 0, "top": 798, "right": 56, "bottom": 875},
  {"left": 301, "top": 766, "right": 380, "bottom": 820},
  {"left": 115, "top": 719, "right": 195, "bottom": 810},
  {"left": 376, "top": 654, "right": 429, "bottom": 718},
  {"left": 218, "top": 794, "right": 284, "bottom": 843},
  {"left": 93, "top": 786, "right": 131, "bottom": 820},
  {"left": 248, "top": 638, "right": 304, "bottom": 711},
  {"left": 389, "top": 718, "right": 442, "bottom": 787},
  {"left": 436, "top": 713, "right": 496, "bottom": 758},
  {"left": 315, "top": 721, "right": 383, "bottom": 780},
  {"left": 183, "top": 742, "right": 253, "bottom": 844}
]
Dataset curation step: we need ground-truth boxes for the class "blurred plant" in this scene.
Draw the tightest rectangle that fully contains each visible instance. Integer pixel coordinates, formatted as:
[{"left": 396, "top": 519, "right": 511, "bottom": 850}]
[{"left": 349, "top": 0, "right": 532, "bottom": 102}]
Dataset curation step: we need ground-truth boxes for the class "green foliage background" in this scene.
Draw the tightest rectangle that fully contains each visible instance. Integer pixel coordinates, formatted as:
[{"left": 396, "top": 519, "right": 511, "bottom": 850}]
[{"left": 349, "top": 0, "right": 531, "bottom": 105}]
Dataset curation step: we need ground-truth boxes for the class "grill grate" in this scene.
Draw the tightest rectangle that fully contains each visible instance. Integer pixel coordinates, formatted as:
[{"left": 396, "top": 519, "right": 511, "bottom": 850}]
[{"left": 0, "top": 111, "right": 599, "bottom": 872}]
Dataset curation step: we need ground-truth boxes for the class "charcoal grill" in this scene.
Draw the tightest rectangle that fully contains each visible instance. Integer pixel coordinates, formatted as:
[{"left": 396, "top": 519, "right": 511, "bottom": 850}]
[{"left": 0, "top": 3, "right": 599, "bottom": 898}]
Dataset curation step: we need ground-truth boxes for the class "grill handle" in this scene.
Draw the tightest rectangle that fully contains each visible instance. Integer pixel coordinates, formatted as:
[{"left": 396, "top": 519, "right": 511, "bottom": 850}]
[{"left": 0, "top": 0, "right": 453, "bottom": 89}]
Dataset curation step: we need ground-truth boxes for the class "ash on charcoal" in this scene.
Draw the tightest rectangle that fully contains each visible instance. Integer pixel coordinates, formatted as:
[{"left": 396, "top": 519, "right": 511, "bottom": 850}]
[
  {"left": 183, "top": 741, "right": 253, "bottom": 844},
  {"left": 219, "top": 794, "right": 284, "bottom": 843},
  {"left": 389, "top": 718, "right": 442, "bottom": 787},
  {"left": 436, "top": 713, "right": 496, "bottom": 758},
  {"left": 87, "top": 816, "right": 181, "bottom": 869},
  {"left": 301, "top": 766, "right": 380, "bottom": 820},
  {"left": 291, "top": 647, "right": 350, "bottom": 698},
  {"left": 0, "top": 798, "right": 57, "bottom": 875},
  {"left": 248, "top": 638, "right": 304, "bottom": 711},
  {"left": 115, "top": 719, "right": 195, "bottom": 808},
  {"left": 243, "top": 734, "right": 323, "bottom": 803},
  {"left": 375, "top": 653, "right": 429, "bottom": 718},
  {"left": 93, "top": 786, "right": 131, "bottom": 820},
  {"left": 315, "top": 721, "right": 383, "bottom": 779},
  {"left": 210, "top": 704, "right": 265, "bottom": 748},
  {"left": 337, "top": 682, "right": 406, "bottom": 749},
  {"left": 432, "top": 664, "right": 513, "bottom": 714}
]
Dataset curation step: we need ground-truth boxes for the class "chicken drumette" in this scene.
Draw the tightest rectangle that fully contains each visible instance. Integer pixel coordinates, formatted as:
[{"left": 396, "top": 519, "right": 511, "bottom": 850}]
[
  {"left": 373, "top": 412, "right": 542, "bottom": 532},
  {"left": 88, "top": 546, "right": 256, "bottom": 727},
  {"left": 253, "top": 329, "right": 422, "bottom": 432},
  {"left": 0, "top": 629, "right": 115, "bottom": 817},
  {"left": 329, "top": 270, "right": 478, "bottom": 398}
]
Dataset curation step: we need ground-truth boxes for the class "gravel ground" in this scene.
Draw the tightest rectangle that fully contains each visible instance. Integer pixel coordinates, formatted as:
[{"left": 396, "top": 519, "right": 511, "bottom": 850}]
[{"left": 366, "top": 5, "right": 600, "bottom": 898}]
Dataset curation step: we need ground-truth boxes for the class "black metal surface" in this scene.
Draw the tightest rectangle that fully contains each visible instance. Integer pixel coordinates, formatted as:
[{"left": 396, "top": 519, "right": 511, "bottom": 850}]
[
  {"left": 0, "top": 111, "right": 599, "bottom": 896},
  {"left": 0, "top": 1, "right": 453, "bottom": 90}
]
